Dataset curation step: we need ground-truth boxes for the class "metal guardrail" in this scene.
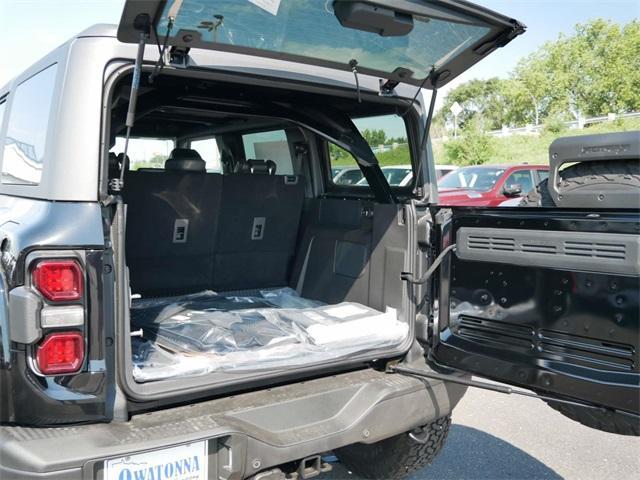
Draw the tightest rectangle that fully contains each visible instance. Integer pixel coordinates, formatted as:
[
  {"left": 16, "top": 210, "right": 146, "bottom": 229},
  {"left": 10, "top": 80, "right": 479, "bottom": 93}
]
[
  {"left": 370, "top": 112, "right": 639, "bottom": 149},
  {"left": 430, "top": 111, "right": 640, "bottom": 143},
  {"left": 486, "top": 111, "right": 640, "bottom": 138}
]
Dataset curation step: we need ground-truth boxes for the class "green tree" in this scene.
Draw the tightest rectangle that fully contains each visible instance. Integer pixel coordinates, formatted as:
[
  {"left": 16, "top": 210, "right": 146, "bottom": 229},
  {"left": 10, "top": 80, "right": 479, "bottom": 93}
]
[
  {"left": 131, "top": 153, "right": 167, "bottom": 170},
  {"left": 512, "top": 19, "right": 640, "bottom": 119},
  {"left": 361, "top": 128, "right": 387, "bottom": 146},
  {"left": 506, "top": 49, "right": 552, "bottom": 125},
  {"left": 436, "top": 78, "right": 509, "bottom": 131},
  {"left": 443, "top": 116, "right": 494, "bottom": 166},
  {"left": 435, "top": 19, "right": 640, "bottom": 132}
]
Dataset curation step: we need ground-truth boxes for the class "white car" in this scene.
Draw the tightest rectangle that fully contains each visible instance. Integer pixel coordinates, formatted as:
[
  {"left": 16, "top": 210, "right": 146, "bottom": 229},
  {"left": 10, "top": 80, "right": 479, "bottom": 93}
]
[
  {"left": 332, "top": 166, "right": 364, "bottom": 185},
  {"left": 356, "top": 165, "right": 414, "bottom": 187},
  {"left": 357, "top": 165, "right": 458, "bottom": 187}
]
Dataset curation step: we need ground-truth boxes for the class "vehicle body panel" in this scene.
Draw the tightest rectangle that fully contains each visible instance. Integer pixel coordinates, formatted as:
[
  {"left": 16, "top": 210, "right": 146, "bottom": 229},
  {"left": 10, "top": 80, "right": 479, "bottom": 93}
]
[
  {"left": 0, "top": 1, "right": 636, "bottom": 476},
  {"left": 0, "top": 196, "right": 111, "bottom": 424},
  {"left": 0, "top": 368, "right": 467, "bottom": 479},
  {"left": 0, "top": 25, "right": 430, "bottom": 203}
]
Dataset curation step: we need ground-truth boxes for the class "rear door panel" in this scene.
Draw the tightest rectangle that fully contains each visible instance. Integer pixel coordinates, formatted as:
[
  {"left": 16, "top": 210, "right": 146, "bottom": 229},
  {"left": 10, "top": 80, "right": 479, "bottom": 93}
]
[{"left": 432, "top": 207, "right": 639, "bottom": 414}]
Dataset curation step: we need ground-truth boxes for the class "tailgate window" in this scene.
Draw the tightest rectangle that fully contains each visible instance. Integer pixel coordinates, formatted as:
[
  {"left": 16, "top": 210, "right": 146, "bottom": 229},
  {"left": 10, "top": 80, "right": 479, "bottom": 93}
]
[{"left": 157, "top": 0, "right": 491, "bottom": 80}]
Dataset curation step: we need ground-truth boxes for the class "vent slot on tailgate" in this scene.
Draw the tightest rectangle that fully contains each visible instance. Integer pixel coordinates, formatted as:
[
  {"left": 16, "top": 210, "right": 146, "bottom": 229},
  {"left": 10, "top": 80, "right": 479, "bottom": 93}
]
[
  {"left": 563, "top": 241, "right": 626, "bottom": 260},
  {"left": 457, "top": 228, "right": 639, "bottom": 275}
]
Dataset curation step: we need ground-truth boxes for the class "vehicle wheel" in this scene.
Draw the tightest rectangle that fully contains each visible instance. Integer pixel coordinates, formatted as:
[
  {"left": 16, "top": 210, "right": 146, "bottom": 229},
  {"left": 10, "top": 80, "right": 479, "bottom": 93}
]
[
  {"left": 545, "top": 402, "right": 640, "bottom": 436},
  {"left": 334, "top": 415, "right": 451, "bottom": 479},
  {"left": 520, "top": 159, "right": 640, "bottom": 207}
]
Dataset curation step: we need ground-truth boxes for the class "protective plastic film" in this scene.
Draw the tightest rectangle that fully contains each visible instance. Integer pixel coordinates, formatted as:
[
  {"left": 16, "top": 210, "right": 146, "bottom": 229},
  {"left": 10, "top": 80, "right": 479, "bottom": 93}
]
[{"left": 131, "top": 288, "right": 407, "bottom": 382}]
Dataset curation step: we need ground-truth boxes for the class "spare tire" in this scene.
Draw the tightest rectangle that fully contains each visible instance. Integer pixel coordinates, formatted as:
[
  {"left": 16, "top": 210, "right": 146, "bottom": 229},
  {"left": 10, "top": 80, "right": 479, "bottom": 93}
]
[{"left": 520, "top": 159, "right": 640, "bottom": 207}]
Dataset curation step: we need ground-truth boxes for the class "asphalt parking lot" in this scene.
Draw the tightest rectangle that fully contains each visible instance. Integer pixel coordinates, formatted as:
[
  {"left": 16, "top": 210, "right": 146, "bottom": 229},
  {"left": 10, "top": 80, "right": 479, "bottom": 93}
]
[{"left": 328, "top": 384, "right": 640, "bottom": 480}]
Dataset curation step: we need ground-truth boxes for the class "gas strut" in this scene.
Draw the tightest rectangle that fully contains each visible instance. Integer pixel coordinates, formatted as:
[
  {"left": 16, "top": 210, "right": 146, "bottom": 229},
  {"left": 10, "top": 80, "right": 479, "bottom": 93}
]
[
  {"left": 111, "top": 14, "right": 151, "bottom": 192},
  {"left": 390, "top": 365, "right": 639, "bottom": 419}
]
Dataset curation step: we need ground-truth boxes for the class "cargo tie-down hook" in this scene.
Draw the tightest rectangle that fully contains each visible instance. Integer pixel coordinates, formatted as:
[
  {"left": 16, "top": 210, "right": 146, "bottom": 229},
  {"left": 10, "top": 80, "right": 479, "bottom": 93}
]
[{"left": 349, "top": 59, "right": 362, "bottom": 103}]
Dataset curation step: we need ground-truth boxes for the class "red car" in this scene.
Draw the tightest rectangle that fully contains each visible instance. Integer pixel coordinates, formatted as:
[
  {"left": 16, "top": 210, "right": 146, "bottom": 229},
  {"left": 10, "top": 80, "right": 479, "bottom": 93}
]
[{"left": 437, "top": 164, "right": 549, "bottom": 206}]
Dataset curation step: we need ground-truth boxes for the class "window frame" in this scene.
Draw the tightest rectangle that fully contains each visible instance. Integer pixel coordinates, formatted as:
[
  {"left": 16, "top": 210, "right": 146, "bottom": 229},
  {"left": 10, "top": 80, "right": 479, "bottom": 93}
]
[
  {"left": 323, "top": 113, "right": 419, "bottom": 197},
  {"left": 535, "top": 169, "right": 549, "bottom": 184}
]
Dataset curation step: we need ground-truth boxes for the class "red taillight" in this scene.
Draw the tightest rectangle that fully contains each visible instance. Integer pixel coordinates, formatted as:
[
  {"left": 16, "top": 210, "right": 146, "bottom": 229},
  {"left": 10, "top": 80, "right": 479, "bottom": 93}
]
[
  {"left": 36, "top": 332, "right": 84, "bottom": 375},
  {"left": 32, "top": 259, "right": 83, "bottom": 302}
]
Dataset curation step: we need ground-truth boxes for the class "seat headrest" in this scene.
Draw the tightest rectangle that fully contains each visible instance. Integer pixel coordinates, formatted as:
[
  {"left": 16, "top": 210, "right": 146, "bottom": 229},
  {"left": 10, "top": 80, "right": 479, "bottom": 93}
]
[
  {"left": 165, "top": 148, "right": 206, "bottom": 172},
  {"left": 116, "top": 153, "right": 130, "bottom": 171},
  {"left": 234, "top": 159, "right": 277, "bottom": 175}
]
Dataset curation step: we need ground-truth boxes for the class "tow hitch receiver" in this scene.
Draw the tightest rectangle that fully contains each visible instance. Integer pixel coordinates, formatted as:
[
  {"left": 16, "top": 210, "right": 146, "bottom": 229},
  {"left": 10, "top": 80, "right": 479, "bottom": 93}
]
[
  {"left": 389, "top": 365, "right": 640, "bottom": 421},
  {"left": 250, "top": 455, "right": 332, "bottom": 480}
]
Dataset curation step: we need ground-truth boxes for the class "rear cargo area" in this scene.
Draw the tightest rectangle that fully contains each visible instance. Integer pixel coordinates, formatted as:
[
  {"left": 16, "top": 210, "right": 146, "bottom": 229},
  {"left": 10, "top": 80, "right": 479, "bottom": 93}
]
[
  {"left": 130, "top": 287, "right": 406, "bottom": 381},
  {"left": 110, "top": 72, "right": 414, "bottom": 385},
  {"left": 123, "top": 174, "right": 411, "bottom": 382}
]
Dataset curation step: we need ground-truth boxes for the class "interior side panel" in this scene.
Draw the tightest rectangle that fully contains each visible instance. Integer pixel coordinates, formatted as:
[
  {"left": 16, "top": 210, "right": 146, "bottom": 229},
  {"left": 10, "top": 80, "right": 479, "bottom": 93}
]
[
  {"left": 369, "top": 204, "right": 409, "bottom": 313},
  {"left": 291, "top": 198, "right": 373, "bottom": 305}
]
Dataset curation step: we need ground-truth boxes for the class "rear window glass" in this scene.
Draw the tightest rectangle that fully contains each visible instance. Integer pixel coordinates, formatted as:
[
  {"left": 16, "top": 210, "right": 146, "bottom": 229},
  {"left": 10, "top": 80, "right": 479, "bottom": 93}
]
[
  {"left": 190, "top": 137, "right": 223, "bottom": 172},
  {"left": 2, "top": 64, "right": 58, "bottom": 186},
  {"left": 242, "top": 130, "right": 293, "bottom": 175},
  {"left": 159, "top": 0, "right": 491, "bottom": 82},
  {"left": 330, "top": 114, "right": 412, "bottom": 188},
  {"left": 438, "top": 167, "right": 506, "bottom": 191},
  {"left": 111, "top": 137, "right": 175, "bottom": 170}
]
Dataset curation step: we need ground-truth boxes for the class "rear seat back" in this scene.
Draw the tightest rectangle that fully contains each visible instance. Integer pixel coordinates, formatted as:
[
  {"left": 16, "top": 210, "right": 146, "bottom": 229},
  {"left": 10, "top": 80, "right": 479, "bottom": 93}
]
[
  {"left": 124, "top": 150, "right": 222, "bottom": 295},
  {"left": 214, "top": 164, "right": 305, "bottom": 290}
]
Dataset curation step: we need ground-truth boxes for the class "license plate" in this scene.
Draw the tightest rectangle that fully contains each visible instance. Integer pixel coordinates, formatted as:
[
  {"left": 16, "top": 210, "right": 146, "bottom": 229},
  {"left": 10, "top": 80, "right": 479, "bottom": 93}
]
[{"left": 104, "top": 441, "right": 208, "bottom": 480}]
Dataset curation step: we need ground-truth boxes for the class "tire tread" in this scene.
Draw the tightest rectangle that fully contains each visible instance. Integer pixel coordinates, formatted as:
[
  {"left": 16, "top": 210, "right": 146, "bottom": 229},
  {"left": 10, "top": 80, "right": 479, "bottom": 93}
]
[{"left": 334, "top": 416, "right": 451, "bottom": 479}]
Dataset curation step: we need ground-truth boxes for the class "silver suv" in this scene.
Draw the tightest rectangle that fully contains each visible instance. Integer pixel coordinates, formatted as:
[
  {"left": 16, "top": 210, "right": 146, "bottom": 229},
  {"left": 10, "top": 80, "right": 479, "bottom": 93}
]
[{"left": 0, "top": 2, "right": 638, "bottom": 479}]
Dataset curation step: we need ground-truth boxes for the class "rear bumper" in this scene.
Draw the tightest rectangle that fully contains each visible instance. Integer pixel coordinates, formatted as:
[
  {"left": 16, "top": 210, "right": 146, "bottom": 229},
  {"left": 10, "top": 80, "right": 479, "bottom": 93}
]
[{"left": 1, "top": 368, "right": 466, "bottom": 479}]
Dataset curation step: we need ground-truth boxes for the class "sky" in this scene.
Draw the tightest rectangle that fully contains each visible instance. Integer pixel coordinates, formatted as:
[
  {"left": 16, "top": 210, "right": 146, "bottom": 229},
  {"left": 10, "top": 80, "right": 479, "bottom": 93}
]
[{"left": 0, "top": 0, "right": 637, "bottom": 138}]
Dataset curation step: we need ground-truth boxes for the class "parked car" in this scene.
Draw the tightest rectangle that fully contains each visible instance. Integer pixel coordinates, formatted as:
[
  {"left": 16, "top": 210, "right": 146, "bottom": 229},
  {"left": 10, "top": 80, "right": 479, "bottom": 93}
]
[
  {"left": 357, "top": 165, "right": 457, "bottom": 187},
  {"left": 356, "top": 165, "right": 413, "bottom": 187},
  {"left": 435, "top": 164, "right": 458, "bottom": 180},
  {"left": 332, "top": 166, "right": 364, "bottom": 185},
  {"left": 437, "top": 164, "right": 548, "bottom": 206},
  {"left": 0, "top": 1, "right": 637, "bottom": 480}
]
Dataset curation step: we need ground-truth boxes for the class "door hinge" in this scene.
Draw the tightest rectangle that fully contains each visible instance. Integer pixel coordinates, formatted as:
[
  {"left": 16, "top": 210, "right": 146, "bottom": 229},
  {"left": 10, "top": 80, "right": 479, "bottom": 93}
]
[{"left": 169, "top": 46, "right": 192, "bottom": 68}]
